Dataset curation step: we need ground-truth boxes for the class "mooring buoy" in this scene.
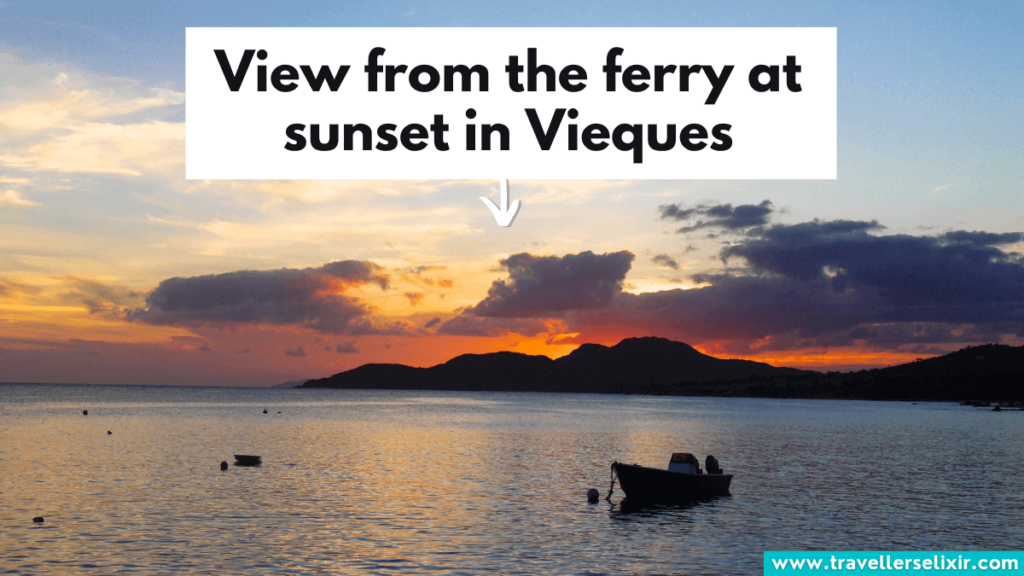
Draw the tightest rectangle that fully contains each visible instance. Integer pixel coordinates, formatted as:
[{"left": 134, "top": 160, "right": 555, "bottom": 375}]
[
  {"left": 587, "top": 488, "right": 600, "bottom": 503},
  {"left": 82, "top": 410, "right": 88, "bottom": 416},
  {"left": 33, "top": 516, "right": 44, "bottom": 523},
  {"left": 263, "top": 409, "right": 268, "bottom": 414},
  {"left": 220, "top": 461, "right": 228, "bottom": 471},
  {"left": 107, "top": 431, "right": 112, "bottom": 435}
]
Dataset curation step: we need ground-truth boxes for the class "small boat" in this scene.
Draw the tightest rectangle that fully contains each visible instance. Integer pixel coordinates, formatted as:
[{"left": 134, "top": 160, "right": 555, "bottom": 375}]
[
  {"left": 234, "top": 454, "right": 262, "bottom": 466},
  {"left": 609, "top": 453, "right": 732, "bottom": 503}
]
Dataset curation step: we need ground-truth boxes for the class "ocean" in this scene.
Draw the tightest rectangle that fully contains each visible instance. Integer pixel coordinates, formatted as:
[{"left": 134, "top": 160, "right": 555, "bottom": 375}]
[{"left": 1, "top": 384, "right": 1021, "bottom": 575}]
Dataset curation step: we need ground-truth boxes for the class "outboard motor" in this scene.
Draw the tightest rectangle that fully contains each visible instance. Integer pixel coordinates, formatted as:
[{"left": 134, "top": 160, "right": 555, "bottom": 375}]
[
  {"left": 705, "top": 455, "right": 723, "bottom": 475},
  {"left": 669, "top": 452, "right": 702, "bottom": 474}
]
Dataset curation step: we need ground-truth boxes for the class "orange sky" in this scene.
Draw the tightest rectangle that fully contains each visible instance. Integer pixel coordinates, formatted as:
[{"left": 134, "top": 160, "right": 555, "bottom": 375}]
[{"left": 2, "top": 27, "right": 1023, "bottom": 386}]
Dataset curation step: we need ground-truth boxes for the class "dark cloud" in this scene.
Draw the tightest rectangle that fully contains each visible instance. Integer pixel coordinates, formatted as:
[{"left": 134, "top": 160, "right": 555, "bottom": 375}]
[
  {"left": 651, "top": 254, "right": 679, "bottom": 270},
  {"left": 450, "top": 220, "right": 1024, "bottom": 352},
  {"left": 468, "top": 251, "right": 634, "bottom": 318},
  {"left": 938, "top": 231, "right": 1023, "bottom": 246},
  {"left": 284, "top": 346, "right": 306, "bottom": 357},
  {"left": 405, "top": 292, "right": 424, "bottom": 306},
  {"left": 436, "top": 314, "right": 551, "bottom": 337},
  {"left": 720, "top": 220, "right": 1024, "bottom": 312},
  {"left": 424, "top": 317, "right": 441, "bottom": 329},
  {"left": 128, "top": 261, "right": 406, "bottom": 335},
  {"left": 659, "top": 200, "right": 774, "bottom": 232},
  {"left": 335, "top": 342, "right": 359, "bottom": 354}
]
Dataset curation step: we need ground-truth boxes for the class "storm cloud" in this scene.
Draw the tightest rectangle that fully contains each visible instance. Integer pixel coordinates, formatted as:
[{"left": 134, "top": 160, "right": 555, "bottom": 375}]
[
  {"left": 659, "top": 200, "right": 774, "bottom": 232},
  {"left": 128, "top": 260, "right": 406, "bottom": 335}
]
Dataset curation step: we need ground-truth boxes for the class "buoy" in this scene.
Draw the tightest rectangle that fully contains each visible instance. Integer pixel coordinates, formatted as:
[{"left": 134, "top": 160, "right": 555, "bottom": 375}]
[
  {"left": 33, "top": 516, "right": 44, "bottom": 523},
  {"left": 220, "top": 461, "right": 228, "bottom": 471},
  {"left": 587, "top": 488, "right": 600, "bottom": 503},
  {"left": 263, "top": 409, "right": 268, "bottom": 414},
  {"left": 83, "top": 410, "right": 88, "bottom": 416},
  {"left": 107, "top": 431, "right": 112, "bottom": 435}
]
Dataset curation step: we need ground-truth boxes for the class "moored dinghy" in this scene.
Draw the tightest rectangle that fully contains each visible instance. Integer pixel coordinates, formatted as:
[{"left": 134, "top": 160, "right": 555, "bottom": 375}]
[
  {"left": 234, "top": 454, "right": 262, "bottom": 466},
  {"left": 609, "top": 453, "right": 733, "bottom": 503}
]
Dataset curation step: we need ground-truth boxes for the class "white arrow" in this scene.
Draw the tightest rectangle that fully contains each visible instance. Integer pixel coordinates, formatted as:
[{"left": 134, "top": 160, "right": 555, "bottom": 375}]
[{"left": 480, "top": 178, "right": 521, "bottom": 227}]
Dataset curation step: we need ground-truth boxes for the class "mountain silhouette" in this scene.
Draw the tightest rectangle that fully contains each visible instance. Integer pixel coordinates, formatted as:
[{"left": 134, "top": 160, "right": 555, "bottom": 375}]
[
  {"left": 658, "top": 343, "right": 1024, "bottom": 403},
  {"left": 302, "top": 336, "right": 811, "bottom": 393}
]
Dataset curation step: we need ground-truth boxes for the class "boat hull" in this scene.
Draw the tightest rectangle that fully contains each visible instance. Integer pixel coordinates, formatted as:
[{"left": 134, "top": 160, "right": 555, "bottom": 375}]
[{"left": 613, "top": 462, "right": 732, "bottom": 503}]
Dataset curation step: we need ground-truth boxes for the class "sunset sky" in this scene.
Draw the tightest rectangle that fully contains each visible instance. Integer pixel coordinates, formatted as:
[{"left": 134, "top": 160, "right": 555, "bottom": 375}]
[{"left": 1, "top": 1, "right": 1022, "bottom": 386}]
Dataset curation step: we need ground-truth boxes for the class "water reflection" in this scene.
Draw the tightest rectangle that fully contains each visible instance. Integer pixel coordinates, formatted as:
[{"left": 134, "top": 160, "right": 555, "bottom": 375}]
[
  {"left": 612, "top": 495, "right": 731, "bottom": 518},
  {"left": 1, "top": 384, "right": 1022, "bottom": 575}
]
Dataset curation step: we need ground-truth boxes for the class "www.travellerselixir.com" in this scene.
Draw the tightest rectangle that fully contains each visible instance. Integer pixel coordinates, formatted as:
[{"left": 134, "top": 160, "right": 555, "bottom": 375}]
[{"left": 765, "top": 553, "right": 1021, "bottom": 573}]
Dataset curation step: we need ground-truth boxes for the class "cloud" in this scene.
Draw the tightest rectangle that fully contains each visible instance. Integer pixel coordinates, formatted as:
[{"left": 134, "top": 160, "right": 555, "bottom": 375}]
[
  {"left": 0, "top": 277, "right": 40, "bottom": 298},
  {"left": 659, "top": 200, "right": 774, "bottom": 232},
  {"left": 335, "top": 342, "right": 359, "bottom": 353},
  {"left": 404, "top": 292, "right": 425, "bottom": 306},
  {"left": 0, "top": 121, "right": 184, "bottom": 176},
  {"left": 929, "top": 184, "right": 953, "bottom": 195},
  {"left": 128, "top": 260, "right": 408, "bottom": 335},
  {"left": 447, "top": 218, "right": 1024, "bottom": 351},
  {"left": 0, "top": 189, "right": 36, "bottom": 206},
  {"left": 0, "top": 60, "right": 185, "bottom": 178},
  {"left": 55, "top": 276, "right": 146, "bottom": 314},
  {"left": 284, "top": 345, "right": 306, "bottom": 357},
  {"left": 938, "top": 231, "right": 1023, "bottom": 246},
  {"left": 651, "top": 253, "right": 679, "bottom": 270},
  {"left": 719, "top": 220, "right": 1024, "bottom": 312},
  {"left": 424, "top": 317, "right": 441, "bottom": 329},
  {"left": 436, "top": 314, "right": 552, "bottom": 337},
  {"left": 468, "top": 250, "right": 635, "bottom": 318}
]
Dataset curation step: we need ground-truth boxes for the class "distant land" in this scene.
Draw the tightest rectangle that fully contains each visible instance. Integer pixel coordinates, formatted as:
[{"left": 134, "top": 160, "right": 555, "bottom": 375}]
[
  {"left": 302, "top": 337, "right": 1024, "bottom": 403},
  {"left": 303, "top": 337, "right": 809, "bottom": 393}
]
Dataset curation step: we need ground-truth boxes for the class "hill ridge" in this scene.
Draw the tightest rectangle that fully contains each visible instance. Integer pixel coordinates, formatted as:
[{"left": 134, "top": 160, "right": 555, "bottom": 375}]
[{"left": 302, "top": 336, "right": 811, "bottom": 393}]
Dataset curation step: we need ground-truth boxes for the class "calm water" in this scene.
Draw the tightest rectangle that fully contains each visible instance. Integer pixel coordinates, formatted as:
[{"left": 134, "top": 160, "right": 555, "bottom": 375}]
[{"left": 1, "top": 384, "right": 1022, "bottom": 575}]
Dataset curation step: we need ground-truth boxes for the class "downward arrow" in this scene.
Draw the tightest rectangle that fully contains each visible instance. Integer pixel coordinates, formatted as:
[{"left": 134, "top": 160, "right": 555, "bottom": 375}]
[{"left": 480, "top": 179, "right": 521, "bottom": 227}]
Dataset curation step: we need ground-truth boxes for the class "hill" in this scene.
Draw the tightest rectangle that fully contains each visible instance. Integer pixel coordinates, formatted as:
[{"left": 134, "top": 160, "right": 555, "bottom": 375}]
[
  {"left": 676, "top": 343, "right": 1024, "bottom": 402},
  {"left": 302, "top": 340, "right": 1024, "bottom": 403},
  {"left": 301, "top": 337, "right": 812, "bottom": 393}
]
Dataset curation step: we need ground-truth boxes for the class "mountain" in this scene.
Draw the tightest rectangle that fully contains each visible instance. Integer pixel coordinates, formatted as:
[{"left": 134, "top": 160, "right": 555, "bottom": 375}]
[
  {"left": 667, "top": 343, "right": 1024, "bottom": 403},
  {"left": 301, "top": 339, "right": 1024, "bottom": 403},
  {"left": 301, "top": 337, "right": 812, "bottom": 393}
]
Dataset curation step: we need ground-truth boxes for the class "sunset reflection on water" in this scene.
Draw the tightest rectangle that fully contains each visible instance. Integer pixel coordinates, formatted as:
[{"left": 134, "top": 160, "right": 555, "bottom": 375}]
[{"left": 2, "top": 384, "right": 1022, "bottom": 575}]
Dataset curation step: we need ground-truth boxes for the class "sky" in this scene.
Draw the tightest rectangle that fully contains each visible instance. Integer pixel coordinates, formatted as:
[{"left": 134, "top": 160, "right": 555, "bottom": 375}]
[{"left": 0, "top": 1, "right": 1022, "bottom": 386}]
